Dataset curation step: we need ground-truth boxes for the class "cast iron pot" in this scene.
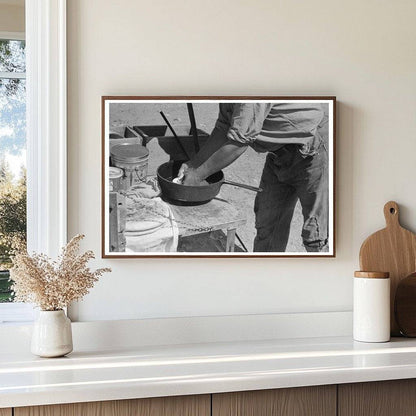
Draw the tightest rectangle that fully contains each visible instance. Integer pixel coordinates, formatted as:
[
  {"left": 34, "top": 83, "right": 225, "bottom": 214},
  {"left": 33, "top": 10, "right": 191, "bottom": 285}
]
[{"left": 157, "top": 161, "right": 262, "bottom": 204}]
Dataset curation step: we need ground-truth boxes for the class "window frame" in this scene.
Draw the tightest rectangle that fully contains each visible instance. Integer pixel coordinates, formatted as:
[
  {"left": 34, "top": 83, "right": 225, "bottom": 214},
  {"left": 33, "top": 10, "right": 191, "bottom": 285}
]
[
  {"left": 0, "top": 0, "right": 67, "bottom": 323},
  {"left": 0, "top": 31, "right": 24, "bottom": 41},
  {"left": 0, "top": 31, "right": 25, "bottom": 79}
]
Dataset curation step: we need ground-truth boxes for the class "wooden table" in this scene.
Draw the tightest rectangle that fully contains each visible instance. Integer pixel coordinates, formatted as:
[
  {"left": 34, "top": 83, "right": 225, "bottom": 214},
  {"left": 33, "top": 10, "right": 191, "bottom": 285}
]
[
  {"left": 109, "top": 184, "right": 246, "bottom": 253},
  {"left": 167, "top": 197, "right": 246, "bottom": 252}
]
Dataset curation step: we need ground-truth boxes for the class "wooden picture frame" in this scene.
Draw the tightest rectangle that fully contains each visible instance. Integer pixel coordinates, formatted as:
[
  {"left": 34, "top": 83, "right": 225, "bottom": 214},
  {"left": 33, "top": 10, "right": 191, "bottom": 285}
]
[{"left": 102, "top": 96, "right": 336, "bottom": 258}]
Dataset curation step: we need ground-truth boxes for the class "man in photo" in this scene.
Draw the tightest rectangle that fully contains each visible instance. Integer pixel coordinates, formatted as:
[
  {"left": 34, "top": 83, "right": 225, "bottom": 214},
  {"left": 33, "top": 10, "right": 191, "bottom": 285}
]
[{"left": 179, "top": 103, "right": 329, "bottom": 252}]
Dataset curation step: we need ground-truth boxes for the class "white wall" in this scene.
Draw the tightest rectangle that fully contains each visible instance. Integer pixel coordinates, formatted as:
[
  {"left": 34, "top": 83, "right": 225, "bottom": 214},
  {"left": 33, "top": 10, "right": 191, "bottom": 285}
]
[{"left": 67, "top": 0, "right": 416, "bottom": 322}]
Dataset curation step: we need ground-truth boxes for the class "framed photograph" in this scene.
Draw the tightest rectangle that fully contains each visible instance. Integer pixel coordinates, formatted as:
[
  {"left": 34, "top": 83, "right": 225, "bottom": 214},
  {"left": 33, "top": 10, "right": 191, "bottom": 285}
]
[{"left": 102, "top": 96, "right": 336, "bottom": 258}]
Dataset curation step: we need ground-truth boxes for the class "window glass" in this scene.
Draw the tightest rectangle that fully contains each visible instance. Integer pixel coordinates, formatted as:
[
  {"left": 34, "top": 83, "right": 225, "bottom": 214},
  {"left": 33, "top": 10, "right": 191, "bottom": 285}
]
[
  {"left": 0, "top": 39, "right": 26, "bottom": 303},
  {"left": 0, "top": 39, "right": 26, "bottom": 73}
]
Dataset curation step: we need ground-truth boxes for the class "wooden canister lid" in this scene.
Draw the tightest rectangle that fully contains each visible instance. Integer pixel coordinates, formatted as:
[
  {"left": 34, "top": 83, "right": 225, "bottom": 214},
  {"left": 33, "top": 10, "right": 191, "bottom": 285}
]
[{"left": 354, "top": 271, "right": 390, "bottom": 279}]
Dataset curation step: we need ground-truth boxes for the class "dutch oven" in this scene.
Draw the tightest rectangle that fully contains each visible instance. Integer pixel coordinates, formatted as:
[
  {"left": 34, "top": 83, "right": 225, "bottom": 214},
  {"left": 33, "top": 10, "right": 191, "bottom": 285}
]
[{"left": 157, "top": 161, "right": 262, "bottom": 204}]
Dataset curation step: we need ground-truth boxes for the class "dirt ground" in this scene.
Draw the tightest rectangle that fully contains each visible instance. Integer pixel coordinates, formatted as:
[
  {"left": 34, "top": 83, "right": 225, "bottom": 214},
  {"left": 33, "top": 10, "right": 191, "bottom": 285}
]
[{"left": 110, "top": 103, "right": 305, "bottom": 252}]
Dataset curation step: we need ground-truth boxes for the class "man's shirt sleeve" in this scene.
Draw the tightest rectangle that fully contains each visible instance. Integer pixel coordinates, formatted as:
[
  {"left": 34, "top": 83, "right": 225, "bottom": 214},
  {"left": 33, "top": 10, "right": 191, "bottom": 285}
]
[{"left": 225, "top": 103, "right": 273, "bottom": 145}]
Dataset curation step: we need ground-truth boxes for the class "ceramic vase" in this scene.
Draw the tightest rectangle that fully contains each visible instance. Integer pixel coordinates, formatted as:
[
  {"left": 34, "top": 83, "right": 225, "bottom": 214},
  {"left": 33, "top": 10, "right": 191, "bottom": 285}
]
[{"left": 31, "top": 310, "right": 73, "bottom": 357}]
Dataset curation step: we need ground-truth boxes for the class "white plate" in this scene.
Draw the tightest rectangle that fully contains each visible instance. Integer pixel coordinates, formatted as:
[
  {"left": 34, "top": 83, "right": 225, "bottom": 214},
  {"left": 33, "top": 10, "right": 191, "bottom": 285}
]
[{"left": 125, "top": 197, "right": 170, "bottom": 233}]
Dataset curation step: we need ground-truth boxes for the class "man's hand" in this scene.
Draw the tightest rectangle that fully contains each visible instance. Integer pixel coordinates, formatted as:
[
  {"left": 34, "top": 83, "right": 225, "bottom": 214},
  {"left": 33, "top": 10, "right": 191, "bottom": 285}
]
[
  {"left": 175, "top": 163, "right": 207, "bottom": 186},
  {"left": 182, "top": 167, "right": 208, "bottom": 186},
  {"left": 177, "top": 162, "right": 191, "bottom": 180}
]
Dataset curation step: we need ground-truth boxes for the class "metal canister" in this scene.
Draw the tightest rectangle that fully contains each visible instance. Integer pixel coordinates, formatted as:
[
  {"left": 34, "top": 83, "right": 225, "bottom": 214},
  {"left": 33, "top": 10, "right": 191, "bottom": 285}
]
[
  {"left": 109, "top": 167, "right": 124, "bottom": 192},
  {"left": 110, "top": 144, "right": 149, "bottom": 189}
]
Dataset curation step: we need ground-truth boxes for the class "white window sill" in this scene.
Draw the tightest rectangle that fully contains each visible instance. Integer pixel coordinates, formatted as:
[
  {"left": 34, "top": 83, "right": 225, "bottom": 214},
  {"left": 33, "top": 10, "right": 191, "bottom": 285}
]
[{"left": 0, "top": 303, "right": 35, "bottom": 324}]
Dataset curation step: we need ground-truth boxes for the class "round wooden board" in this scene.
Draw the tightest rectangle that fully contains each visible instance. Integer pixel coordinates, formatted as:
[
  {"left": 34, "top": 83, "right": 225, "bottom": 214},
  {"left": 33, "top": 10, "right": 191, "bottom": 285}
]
[
  {"left": 359, "top": 201, "right": 416, "bottom": 336},
  {"left": 395, "top": 273, "right": 416, "bottom": 337}
]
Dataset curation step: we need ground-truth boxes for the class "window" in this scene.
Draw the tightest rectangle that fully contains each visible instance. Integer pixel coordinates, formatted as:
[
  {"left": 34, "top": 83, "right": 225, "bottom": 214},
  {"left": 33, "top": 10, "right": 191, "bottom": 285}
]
[
  {"left": 0, "top": 0, "right": 67, "bottom": 324},
  {"left": 0, "top": 34, "right": 26, "bottom": 306}
]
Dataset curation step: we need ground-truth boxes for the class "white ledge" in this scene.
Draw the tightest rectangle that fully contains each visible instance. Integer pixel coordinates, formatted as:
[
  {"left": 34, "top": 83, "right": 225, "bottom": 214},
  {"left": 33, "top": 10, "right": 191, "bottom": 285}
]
[{"left": 2, "top": 334, "right": 416, "bottom": 408}]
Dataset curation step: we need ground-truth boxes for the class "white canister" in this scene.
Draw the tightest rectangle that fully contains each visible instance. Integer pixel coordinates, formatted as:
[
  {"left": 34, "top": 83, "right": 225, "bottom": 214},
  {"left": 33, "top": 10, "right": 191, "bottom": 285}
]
[{"left": 353, "top": 271, "right": 390, "bottom": 342}]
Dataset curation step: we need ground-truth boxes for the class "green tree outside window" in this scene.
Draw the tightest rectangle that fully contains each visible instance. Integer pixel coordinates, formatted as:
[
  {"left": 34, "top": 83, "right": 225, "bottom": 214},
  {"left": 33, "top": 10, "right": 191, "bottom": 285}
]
[{"left": 0, "top": 38, "right": 27, "bottom": 302}]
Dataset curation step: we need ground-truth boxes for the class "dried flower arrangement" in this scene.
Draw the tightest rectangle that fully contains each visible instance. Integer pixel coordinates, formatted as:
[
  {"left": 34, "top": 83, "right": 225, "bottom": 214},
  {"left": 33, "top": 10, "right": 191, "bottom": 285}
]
[{"left": 10, "top": 234, "right": 111, "bottom": 311}]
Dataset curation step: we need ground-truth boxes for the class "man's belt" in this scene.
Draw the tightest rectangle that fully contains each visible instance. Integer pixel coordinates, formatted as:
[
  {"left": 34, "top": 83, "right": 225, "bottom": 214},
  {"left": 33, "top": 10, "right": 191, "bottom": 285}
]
[{"left": 271, "top": 144, "right": 298, "bottom": 157}]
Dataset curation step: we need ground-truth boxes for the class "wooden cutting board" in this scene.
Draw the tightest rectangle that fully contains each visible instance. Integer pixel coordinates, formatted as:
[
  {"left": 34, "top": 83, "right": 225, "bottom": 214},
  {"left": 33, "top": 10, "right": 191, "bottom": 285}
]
[
  {"left": 359, "top": 201, "right": 416, "bottom": 335},
  {"left": 395, "top": 273, "right": 416, "bottom": 337}
]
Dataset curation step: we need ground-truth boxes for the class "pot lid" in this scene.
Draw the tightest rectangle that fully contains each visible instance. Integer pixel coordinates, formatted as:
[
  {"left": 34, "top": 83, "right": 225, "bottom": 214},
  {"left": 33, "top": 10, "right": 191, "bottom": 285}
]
[{"left": 111, "top": 144, "right": 149, "bottom": 162}]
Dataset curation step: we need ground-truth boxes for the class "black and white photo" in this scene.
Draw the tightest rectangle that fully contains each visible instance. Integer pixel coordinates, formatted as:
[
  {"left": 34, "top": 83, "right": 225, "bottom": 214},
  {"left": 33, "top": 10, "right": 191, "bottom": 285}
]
[{"left": 102, "top": 97, "right": 335, "bottom": 257}]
